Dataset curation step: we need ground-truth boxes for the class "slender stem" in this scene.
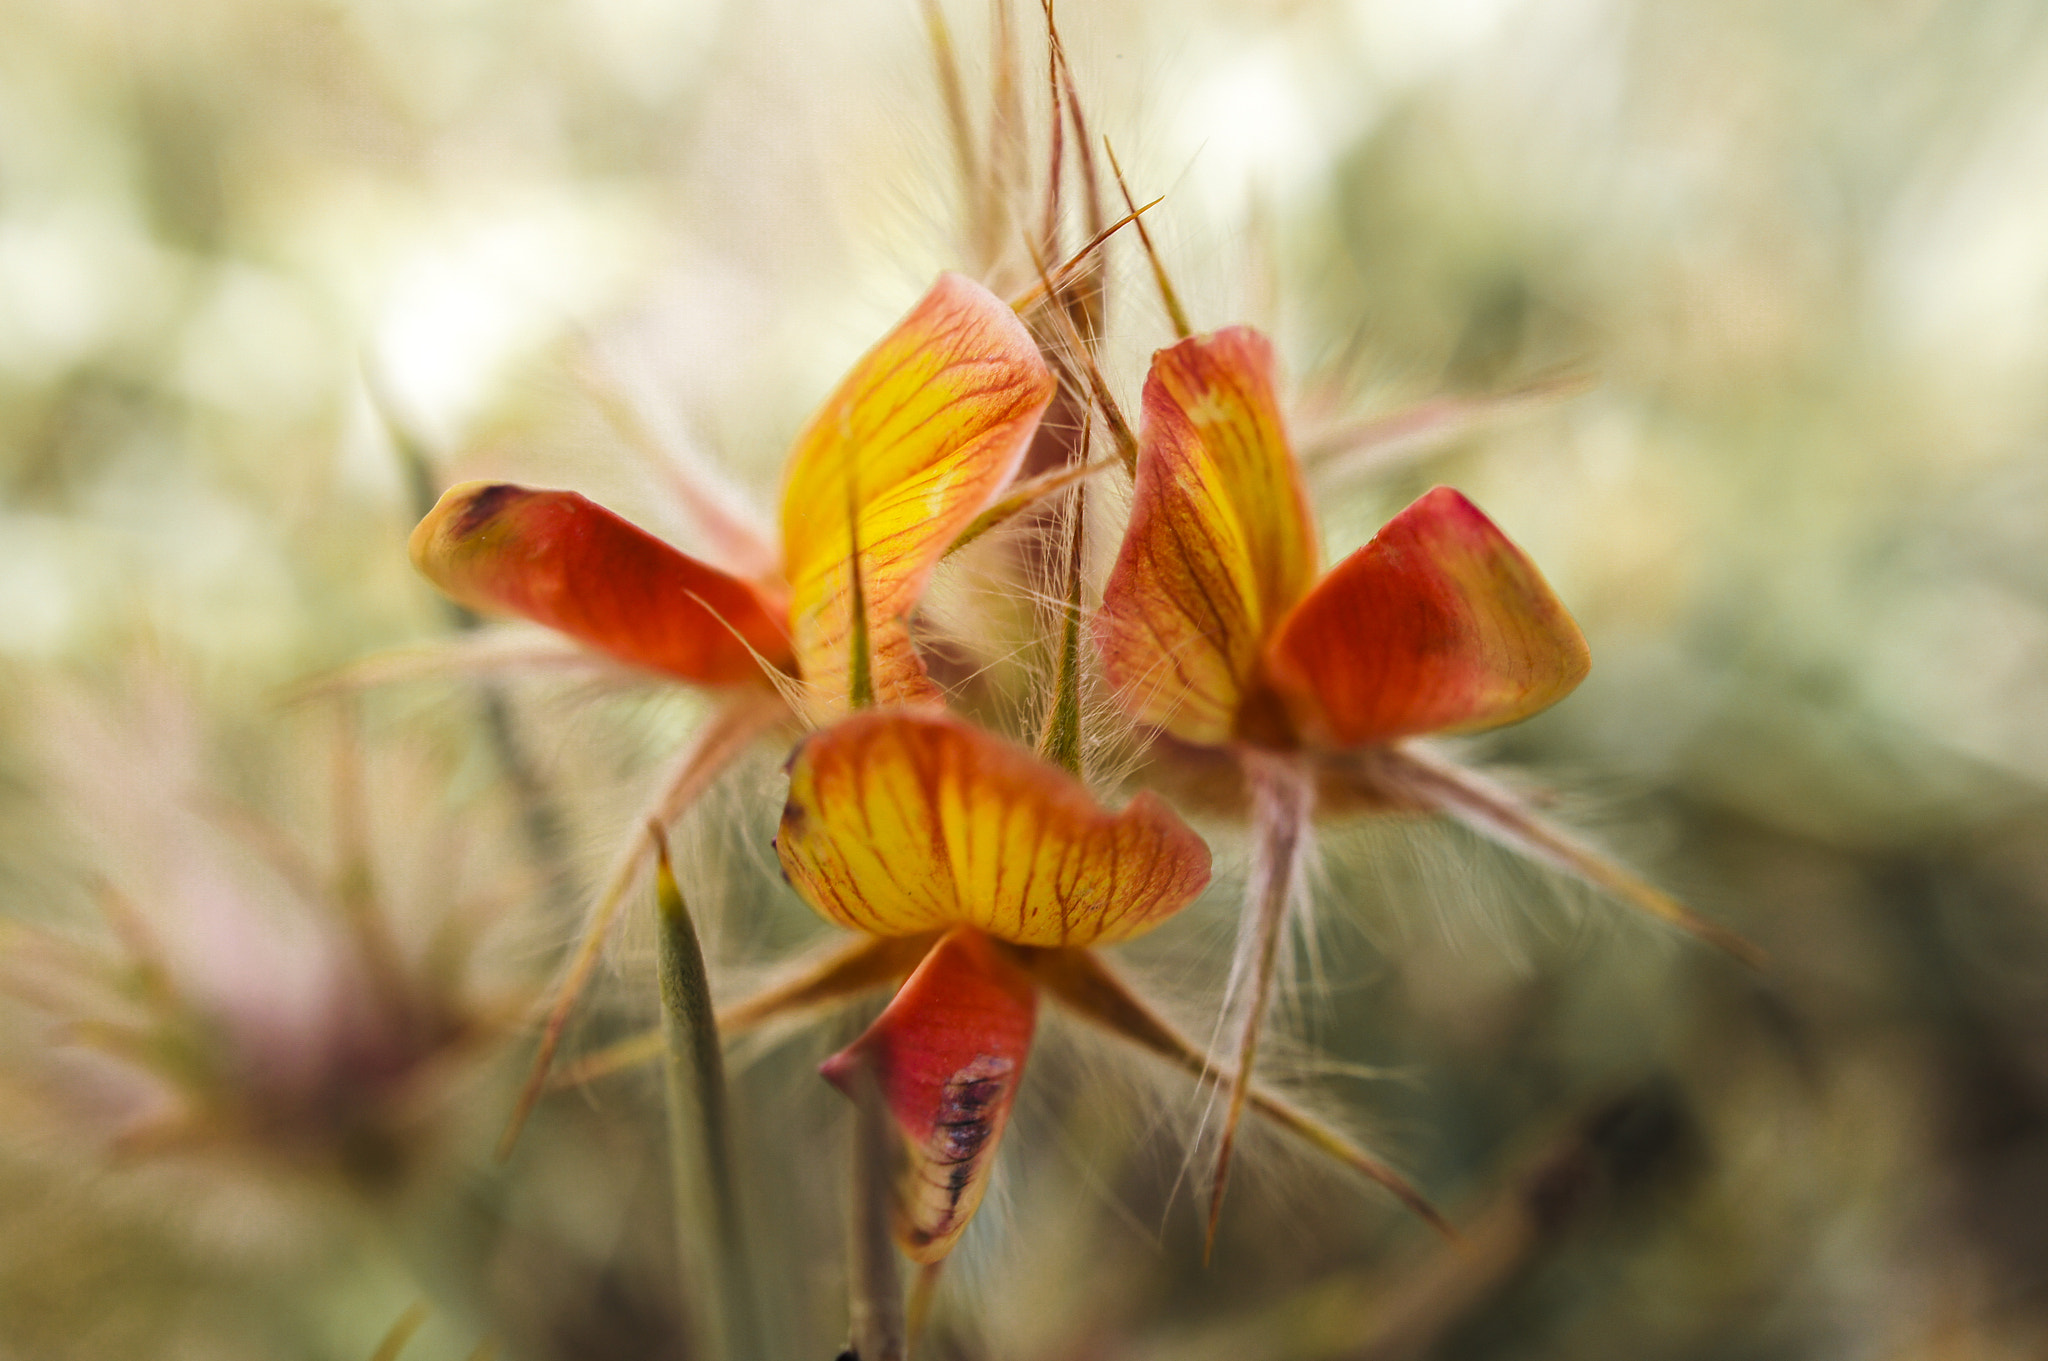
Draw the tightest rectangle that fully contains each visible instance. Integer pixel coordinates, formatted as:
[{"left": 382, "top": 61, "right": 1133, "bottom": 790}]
[
  {"left": 1205, "top": 750, "right": 1315, "bottom": 1256},
  {"left": 1020, "top": 947, "right": 1455, "bottom": 1241},
  {"left": 844, "top": 1060, "right": 908, "bottom": 1361},
  {"left": 498, "top": 690, "right": 786, "bottom": 1161},
  {"left": 1373, "top": 744, "right": 1764, "bottom": 968},
  {"left": 1036, "top": 422, "right": 1090, "bottom": 778},
  {"left": 917, "top": 0, "right": 982, "bottom": 268},
  {"left": 845, "top": 423, "right": 875, "bottom": 711},
  {"left": 946, "top": 453, "right": 1118, "bottom": 556},
  {"left": 368, "top": 1302, "right": 430, "bottom": 1361},
  {"left": 652, "top": 827, "right": 762, "bottom": 1361},
  {"left": 1104, "top": 138, "right": 1193, "bottom": 340}
]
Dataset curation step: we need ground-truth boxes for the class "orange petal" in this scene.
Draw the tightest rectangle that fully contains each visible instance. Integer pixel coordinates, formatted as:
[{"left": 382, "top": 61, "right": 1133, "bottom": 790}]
[
  {"left": 1094, "top": 328, "right": 1318, "bottom": 745},
  {"left": 411, "top": 482, "right": 794, "bottom": 686},
  {"left": 821, "top": 927, "right": 1037, "bottom": 1264},
  {"left": 778, "top": 273, "right": 1056, "bottom": 712},
  {"left": 776, "top": 710, "right": 1210, "bottom": 947},
  {"left": 1263, "top": 486, "right": 1589, "bottom": 747}
]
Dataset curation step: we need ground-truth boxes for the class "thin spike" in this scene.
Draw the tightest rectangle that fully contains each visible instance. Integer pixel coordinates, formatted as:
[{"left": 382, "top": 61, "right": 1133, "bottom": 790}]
[
  {"left": 947, "top": 453, "right": 1119, "bottom": 555},
  {"left": 1036, "top": 420, "right": 1089, "bottom": 777},
  {"left": 1044, "top": 1, "right": 1107, "bottom": 339},
  {"left": 918, "top": 0, "right": 984, "bottom": 267},
  {"left": 844, "top": 431, "right": 875, "bottom": 712},
  {"left": 1296, "top": 374, "right": 1596, "bottom": 488},
  {"left": 651, "top": 826, "right": 761, "bottom": 1361},
  {"left": 845, "top": 1060, "right": 909, "bottom": 1361},
  {"left": 497, "top": 689, "right": 787, "bottom": 1161},
  {"left": 547, "top": 1028, "right": 667, "bottom": 1090},
  {"left": 92, "top": 880, "right": 180, "bottom": 1015},
  {"left": 547, "top": 934, "right": 940, "bottom": 1092},
  {"left": 1023, "top": 233, "right": 1139, "bottom": 469},
  {"left": 368, "top": 1302, "right": 430, "bottom": 1361},
  {"left": 1373, "top": 744, "right": 1766, "bottom": 968},
  {"left": 1018, "top": 947, "right": 1455, "bottom": 1241},
  {"left": 1038, "top": 1, "right": 1065, "bottom": 265},
  {"left": 987, "top": 0, "right": 1026, "bottom": 276},
  {"left": 1045, "top": 4, "right": 1104, "bottom": 239},
  {"left": 1006, "top": 196, "right": 1161, "bottom": 318},
  {"left": 721, "top": 932, "right": 940, "bottom": 1034},
  {"left": 1104, "top": 138, "right": 1192, "bottom": 340},
  {"left": 1205, "top": 751, "right": 1314, "bottom": 1258}
]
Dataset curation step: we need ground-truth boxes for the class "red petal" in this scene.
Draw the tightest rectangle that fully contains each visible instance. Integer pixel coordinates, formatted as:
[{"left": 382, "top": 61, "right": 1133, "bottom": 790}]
[
  {"left": 1263, "top": 487, "right": 1589, "bottom": 747},
  {"left": 410, "top": 481, "right": 794, "bottom": 686},
  {"left": 820, "top": 928, "right": 1038, "bottom": 1264}
]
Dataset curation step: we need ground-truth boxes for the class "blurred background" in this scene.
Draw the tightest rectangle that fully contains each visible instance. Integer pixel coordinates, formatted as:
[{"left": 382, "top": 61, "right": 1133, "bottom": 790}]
[{"left": 5, "top": 0, "right": 2048, "bottom": 1357}]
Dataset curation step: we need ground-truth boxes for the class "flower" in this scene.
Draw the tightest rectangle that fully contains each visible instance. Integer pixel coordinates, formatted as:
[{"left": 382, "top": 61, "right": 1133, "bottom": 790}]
[
  {"left": 762, "top": 705, "right": 1454, "bottom": 1263},
  {"left": 1095, "top": 327, "right": 1589, "bottom": 758},
  {"left": 409, "top": 271, "right": 1057, "bottom": 718},
  {"left": 772, "top": 706, "right": 1209, "bottom": 1261},
  {"left": 404, "top": 272, "right": 1059, "bottom": 1150},
  {"left": 1091, "top": 325, "right": 1752, "bottom": 1238}
]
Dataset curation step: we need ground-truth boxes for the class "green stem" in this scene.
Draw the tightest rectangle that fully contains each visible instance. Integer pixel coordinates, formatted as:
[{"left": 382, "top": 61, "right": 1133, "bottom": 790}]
[{"left": 651, "top": 827, "right": 761, "bottom": 1361}]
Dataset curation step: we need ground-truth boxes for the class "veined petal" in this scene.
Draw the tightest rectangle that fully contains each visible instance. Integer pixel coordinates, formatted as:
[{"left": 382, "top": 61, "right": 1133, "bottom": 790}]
[
  {"left": 821, "top": 928, "right": 1037, "bottom": 1264},
  {"left": 1264, "top": 487, "right": 1589, "bottom": 748},
  {"left": 1095, "top": 328, "right": 1318, "bottom": 745},
  {"left": 776, "top": 710, "right": 1210, "bottom": 947},
  {"left": 411, "top": 482, "right": 794, "bottom": 686},
  {"left": 779, "top": 274, "right": 1056, "bottom": 712}
]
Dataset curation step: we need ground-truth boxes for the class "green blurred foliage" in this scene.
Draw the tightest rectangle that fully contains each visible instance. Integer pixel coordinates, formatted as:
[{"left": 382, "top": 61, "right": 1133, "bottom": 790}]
[{"left": 5, "top": 1, "right": 2048, "bottom": 1358}]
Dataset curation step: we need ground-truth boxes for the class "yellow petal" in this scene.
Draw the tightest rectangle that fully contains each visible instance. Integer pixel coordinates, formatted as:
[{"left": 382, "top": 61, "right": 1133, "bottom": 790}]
[
  {"left": 1094, "top": 327, "right": 1318, "bottom": 745},
  {"left": 776, "top": 710, "right": 1211, "bottom": 947},
  {"left": 779, "top": 273, "right": 1057, "bottom": 712}
]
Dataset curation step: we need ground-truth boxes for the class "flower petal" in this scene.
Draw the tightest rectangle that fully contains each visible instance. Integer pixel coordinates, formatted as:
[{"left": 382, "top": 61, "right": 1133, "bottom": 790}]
[
  {"left": 776, "top": 710, "right": 1210, "bottom": 947},
  {"left": 1095, "top": 328, "right": 1318, "bottom": 745},
  {"left": 1263, "top": 487, "right": 1589, "bottom": 747},
  {"left": 410, "top": 482, "right": 793, "bottom": 685},
  {"left": 779, "top": 273, "right": 1056, "bottom": 712},
  {"left": 820, "top": 927, "right": 1037, "bottom": 1264}
]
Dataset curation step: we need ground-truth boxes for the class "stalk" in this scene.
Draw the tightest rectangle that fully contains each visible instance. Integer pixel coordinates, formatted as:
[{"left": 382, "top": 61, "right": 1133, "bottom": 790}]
[
  {"left": 651, "top": 827, "right": 762, "bottom": 1361},
  {"left": 843, "top": 1060, "right": 908, "bottom": 1361},
  {"left": 1206, "top": 749, "right": 1316, "bottom": 1256}
]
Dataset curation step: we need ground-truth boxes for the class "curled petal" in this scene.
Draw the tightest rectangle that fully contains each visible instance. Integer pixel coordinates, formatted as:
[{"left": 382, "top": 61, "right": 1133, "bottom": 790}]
[
  {"left": 1095, "top": 328, "right": 1318, "bottom": 745},
  {"left": 1264, "top": 486, "right": 1589, "bottom": 747},
  {"left": 821, "top": 928, "right": 1037, "bottom": 1264},
  {"left": 777, "top": 710, "right": 1210, "bottom": 947},
  {"left": 779, "top": 273, "right": 1056, "bottom": 711},
  {"left": 410, "top": 482, "right": 793, "bottom": 686}
]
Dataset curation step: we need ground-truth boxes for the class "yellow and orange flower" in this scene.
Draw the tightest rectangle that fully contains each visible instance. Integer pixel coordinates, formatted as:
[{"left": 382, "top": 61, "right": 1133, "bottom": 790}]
[
  {"left": 1091, "top": 325, "right": 1749, "bottom": 1241},
  {"left": 1094, "top": 326, "right": 1588, "bottom": 756},
  {"left": 411, "top": 271, "right": 1058, "bottom": 717},
  {"left": 406, "top": 272, "right": 1059, "bottom": 1150},
  {"left": 774, "top": 707, "right": 1210, "bottom": 1261}
]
